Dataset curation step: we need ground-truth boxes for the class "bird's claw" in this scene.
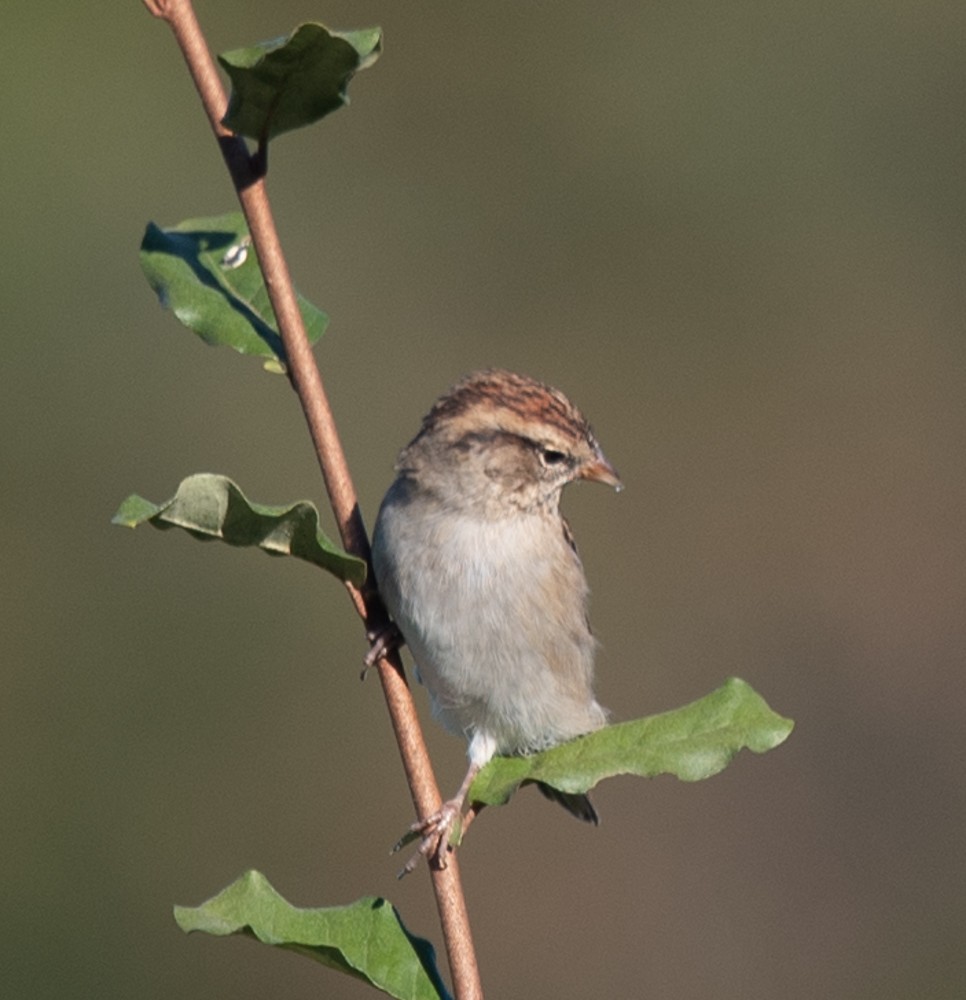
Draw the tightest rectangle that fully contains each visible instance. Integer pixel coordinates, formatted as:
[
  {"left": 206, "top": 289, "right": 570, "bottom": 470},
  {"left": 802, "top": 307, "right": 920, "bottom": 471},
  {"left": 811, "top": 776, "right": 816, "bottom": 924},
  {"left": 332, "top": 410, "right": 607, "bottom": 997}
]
[
  {"left": 362, "top": 622, "right": 404, "bottom": 678},
  {"left": 393, "top": 800, "right": 463, "bottom": 878}
]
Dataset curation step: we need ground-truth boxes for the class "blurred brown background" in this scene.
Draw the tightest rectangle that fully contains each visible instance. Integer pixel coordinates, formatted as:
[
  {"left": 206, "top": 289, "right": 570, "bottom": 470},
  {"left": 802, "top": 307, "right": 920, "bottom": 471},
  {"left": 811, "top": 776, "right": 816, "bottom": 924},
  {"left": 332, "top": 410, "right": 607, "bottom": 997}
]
[{"left": 3, "top": 2, "right": 965, "bottom": 998}]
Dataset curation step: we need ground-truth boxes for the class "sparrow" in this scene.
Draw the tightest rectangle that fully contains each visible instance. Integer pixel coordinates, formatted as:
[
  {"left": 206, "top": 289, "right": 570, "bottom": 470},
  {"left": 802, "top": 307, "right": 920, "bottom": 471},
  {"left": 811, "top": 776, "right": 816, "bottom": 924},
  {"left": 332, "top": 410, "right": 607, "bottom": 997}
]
[{"left": 371, "top": 369, "right": 621, "bottom": 870}]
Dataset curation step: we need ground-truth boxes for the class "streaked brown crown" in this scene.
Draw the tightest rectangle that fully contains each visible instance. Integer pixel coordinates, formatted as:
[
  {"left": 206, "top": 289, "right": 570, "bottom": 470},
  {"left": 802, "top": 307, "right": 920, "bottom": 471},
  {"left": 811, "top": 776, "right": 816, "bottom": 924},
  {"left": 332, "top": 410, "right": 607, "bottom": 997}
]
[{"left": 422, "top": 369, "right": 592, "bottom": 445}]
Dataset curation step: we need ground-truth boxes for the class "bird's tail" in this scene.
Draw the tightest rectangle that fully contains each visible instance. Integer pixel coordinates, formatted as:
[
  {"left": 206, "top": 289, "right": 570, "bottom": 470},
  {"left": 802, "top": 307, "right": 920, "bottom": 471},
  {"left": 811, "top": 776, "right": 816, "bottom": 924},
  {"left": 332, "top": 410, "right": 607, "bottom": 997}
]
[{"left": 536, "top": 783, "right": 599, "bottom": 825}]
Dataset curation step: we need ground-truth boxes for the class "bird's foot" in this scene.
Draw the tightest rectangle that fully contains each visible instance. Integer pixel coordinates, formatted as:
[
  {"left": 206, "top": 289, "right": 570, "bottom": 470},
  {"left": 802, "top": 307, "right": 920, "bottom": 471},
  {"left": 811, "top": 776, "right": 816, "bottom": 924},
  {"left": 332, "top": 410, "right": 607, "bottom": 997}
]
[
  {"left": 361, "top": 622, "right": 404, "bottom": 678},
  {"left": 393, "top": 799, "right": 464, "bottom": 877}
]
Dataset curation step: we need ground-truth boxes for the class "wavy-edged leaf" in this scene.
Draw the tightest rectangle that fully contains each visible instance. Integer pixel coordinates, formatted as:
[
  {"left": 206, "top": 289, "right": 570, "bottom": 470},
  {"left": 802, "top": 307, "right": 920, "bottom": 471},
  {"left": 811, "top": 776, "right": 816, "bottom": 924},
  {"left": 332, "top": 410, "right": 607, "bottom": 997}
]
[
  {"left": 470, "top": 678, "right": 793, "bottom": 808},
  {"left": 140, "top": 212, "right": 327, "bottom": 364},
  {"left": 219, "top": 23, "right": 382, "bottom": 142},
  {"left": 112, "top": 473, "right": 366, "bottom": 587},
  {"left": 175, "top": 871, "right": 451, "bottom": 1000}
]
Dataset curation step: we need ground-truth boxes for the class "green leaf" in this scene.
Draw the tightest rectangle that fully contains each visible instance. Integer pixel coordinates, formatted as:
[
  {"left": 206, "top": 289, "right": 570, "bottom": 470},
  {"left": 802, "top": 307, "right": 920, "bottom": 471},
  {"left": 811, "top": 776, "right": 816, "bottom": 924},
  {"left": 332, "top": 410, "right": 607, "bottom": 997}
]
[
  {"left": 175, "top": 871, "right": 451, "bottom": 1000},
  {"left": 139, "top": 212, "right": 327, "bottom": 364},
  {"left": 219, "top": 23, "right": 382, "bottom": 142},
  {"left": 470, "top": 678, "right": 793, "bottom": 808},
  {"left": 112, "top": 473, "right": 366, "bottom": 587}
]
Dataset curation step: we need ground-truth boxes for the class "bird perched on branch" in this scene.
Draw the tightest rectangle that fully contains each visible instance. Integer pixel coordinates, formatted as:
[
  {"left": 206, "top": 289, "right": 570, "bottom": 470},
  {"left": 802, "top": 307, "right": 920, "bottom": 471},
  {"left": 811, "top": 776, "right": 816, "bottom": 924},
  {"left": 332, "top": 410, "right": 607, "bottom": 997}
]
[{"left": 371, "top": 369, "right": 621, "bottom": 872}]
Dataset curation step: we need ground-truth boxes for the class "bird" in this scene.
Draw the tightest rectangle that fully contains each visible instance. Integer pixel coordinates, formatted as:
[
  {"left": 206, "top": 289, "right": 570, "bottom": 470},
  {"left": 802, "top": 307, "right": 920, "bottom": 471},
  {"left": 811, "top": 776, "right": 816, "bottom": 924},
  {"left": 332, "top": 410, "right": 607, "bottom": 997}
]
[{"left": 370, "top": 369, "right": 621, "bottom": 871}]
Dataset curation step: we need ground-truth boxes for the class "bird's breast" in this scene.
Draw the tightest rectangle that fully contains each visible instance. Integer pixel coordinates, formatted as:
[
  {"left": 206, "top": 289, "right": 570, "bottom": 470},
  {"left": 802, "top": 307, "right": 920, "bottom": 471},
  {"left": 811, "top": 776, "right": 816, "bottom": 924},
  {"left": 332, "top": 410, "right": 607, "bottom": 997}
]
[{"left": 372, "top": 497, "right": 601, "bottom": 752}]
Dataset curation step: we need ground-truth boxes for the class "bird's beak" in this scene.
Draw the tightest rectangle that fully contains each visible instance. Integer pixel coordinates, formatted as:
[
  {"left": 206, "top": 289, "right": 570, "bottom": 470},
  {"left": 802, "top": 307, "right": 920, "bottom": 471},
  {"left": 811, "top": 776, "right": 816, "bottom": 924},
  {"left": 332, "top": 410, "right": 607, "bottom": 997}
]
[{"left": 581, "top": 453, "right": 623, "bottom": 492}]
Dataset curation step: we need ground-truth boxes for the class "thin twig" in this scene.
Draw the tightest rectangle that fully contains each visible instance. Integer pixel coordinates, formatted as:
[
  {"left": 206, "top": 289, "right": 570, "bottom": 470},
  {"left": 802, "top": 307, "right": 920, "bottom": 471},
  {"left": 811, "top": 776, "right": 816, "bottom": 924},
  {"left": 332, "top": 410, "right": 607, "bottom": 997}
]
[{"left": 142, "top": 2, "right": 482, "bottom": 996}]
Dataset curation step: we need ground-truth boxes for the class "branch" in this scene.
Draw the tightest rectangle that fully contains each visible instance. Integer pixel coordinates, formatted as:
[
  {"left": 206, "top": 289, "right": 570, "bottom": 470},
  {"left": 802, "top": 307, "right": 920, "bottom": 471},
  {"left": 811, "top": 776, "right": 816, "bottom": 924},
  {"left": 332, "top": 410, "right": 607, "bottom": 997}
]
[{"left": 142, "top": 2, "right": 482, "bottom": 996}]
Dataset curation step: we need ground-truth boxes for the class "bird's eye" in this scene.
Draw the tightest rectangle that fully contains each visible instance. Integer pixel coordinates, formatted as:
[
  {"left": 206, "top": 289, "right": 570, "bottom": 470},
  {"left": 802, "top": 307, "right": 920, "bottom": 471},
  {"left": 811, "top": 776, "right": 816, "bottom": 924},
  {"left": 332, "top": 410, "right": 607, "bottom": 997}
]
[{"left": 540, "top": 448, "right": 568, "bottom": 466}]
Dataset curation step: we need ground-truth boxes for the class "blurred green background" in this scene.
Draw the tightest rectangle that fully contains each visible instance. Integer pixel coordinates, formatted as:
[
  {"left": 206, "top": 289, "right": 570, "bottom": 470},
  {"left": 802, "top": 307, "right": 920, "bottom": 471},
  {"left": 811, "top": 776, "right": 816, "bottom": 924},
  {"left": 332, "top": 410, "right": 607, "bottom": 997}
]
[{"left": 4, "top": 2, "right": 965, "bottom": 998}]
